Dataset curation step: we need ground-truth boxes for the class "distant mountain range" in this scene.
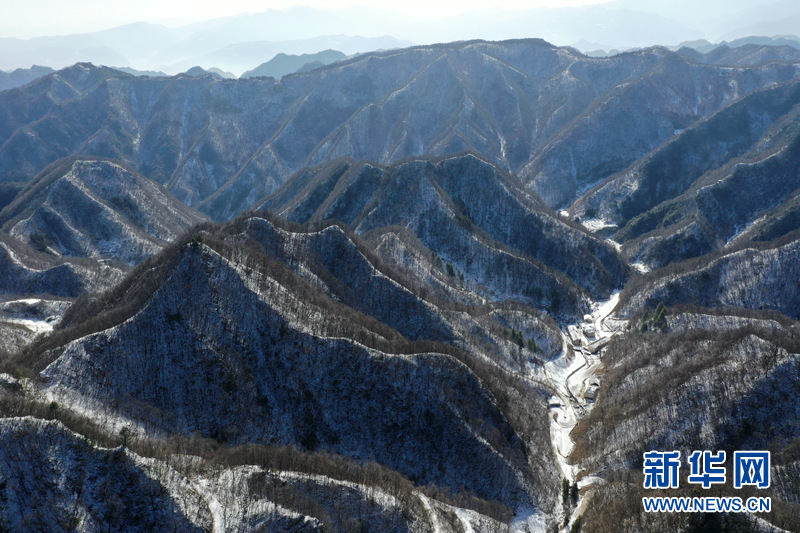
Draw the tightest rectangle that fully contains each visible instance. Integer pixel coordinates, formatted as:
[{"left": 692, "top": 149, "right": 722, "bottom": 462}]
[
  {"left": 241, "top": 50, "right": 348, "bottom": 79},
  {"left": 0, "top": 10, "right": 411, "bottom": 76},
  {"left": 0, "top": 65, "right": 54, "bottom": 92},
  {"left": 3, "top": 2, "right": 800, "bottom": 74},
  {"left": 2, "top": 39, "right": 800, "bottom": 223}
]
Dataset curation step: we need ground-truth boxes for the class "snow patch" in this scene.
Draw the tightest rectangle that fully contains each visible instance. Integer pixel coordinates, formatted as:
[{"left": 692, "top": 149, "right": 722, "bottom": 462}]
[
  {"left": 4, "top": 298, "right": 42, "bottom": 306},
  {"left": 605, "top": 238, "right": 622, "bottom": 251},
  {"left": 577, "top": 476, "right": 604, "bottom": 489},
  {"left": 197, "top": 477, "right": 225, "bottom": 533},
  {"left": 2, "top": 317, "right": 54, "bottom": 335},
  {"left": 580, "top": 218, "right": 617, "bottom": 233},
  {"left": 418, "top": 493, "right": 445, "bottom": 533},
  {"left": 510, "top": 507, "right": 549, "bottom": 533}
]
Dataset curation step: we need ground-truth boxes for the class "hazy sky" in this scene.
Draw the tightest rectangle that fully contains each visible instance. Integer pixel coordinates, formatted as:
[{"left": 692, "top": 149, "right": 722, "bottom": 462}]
[{"left": 1, "top": 0, "right": 611, "bottom": 38}]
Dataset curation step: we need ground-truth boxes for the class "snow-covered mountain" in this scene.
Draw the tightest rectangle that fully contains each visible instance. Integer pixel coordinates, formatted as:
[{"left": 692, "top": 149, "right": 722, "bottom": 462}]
[
  {"left": 2, "top": 39, "right": 799, "bottom": 222},
  {"left": 2, "top": 157, "right": 207, "bottom": 265},
  {"left": 10, "top": 213, "right": 567, "bottom": 526},
  {"left": 0, "top": 157, "right": 206, "bottom": 300},
  {"left": 1, "top": 37, "right": 800, "bottom": 532},
  {"left": 262, "top": 154, "right": 628, "bottom": 316}
]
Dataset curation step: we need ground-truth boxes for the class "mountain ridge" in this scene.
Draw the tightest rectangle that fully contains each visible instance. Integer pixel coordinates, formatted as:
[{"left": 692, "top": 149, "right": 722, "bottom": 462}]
[
  {"left": 3, "top": 38, "right": 797, "bottom": 222},
  {"left": 261, "top": 153, "right": 628, "bottom": 313},
  {"left": 2, "top": 35, "right": 800, "bottom": 532},
  {"left": 9, "top": 213, "right": 565, "bottom": 520}
]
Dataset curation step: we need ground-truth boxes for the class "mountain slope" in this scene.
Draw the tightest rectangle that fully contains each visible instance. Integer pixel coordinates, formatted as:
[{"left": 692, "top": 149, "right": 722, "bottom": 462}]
[
  {"left": 617, "top": 231, "right": 800, "bottom": 320},
  {"left": 572, "top": 321, "right": 800, "bottom": 532},
  {"left": 261, "top": 154, "right": 629, "bottom": 316},
  {"left": 677, "top": 43, "right": 800, "bottom": 66},
  {"left": 0, "top": 157, "right": 206, "bottom": 301},
  {"left": 0, "top": 416, "right": 205, "bottom": 532},
  {"left": 1, "top": 40, "right": 798, "bottom": 220},
  {"left": 18, "top": 216, "right": 563, "bottom": 523},
  {"left": 0, "top": 236, "right": 117, "bottom": 299},
  {"left": 0, "top": 413, "right": 442, "bottom": 532},
  {"left": 1, "top": 157, "right": 208, "bottom": 265},
  {"left": 568, "top": 79, "right": 800, "bottom": 269}
]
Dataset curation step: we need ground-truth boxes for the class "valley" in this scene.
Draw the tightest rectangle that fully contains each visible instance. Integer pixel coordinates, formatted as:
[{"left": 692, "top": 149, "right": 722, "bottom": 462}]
[{"left": 546, "top": 291, "right": 622, "bottom": 480}]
